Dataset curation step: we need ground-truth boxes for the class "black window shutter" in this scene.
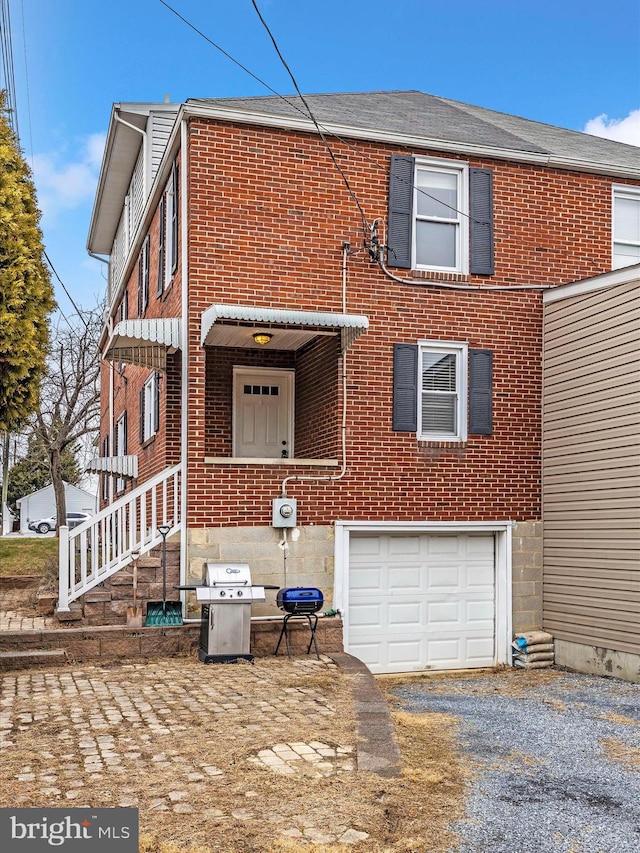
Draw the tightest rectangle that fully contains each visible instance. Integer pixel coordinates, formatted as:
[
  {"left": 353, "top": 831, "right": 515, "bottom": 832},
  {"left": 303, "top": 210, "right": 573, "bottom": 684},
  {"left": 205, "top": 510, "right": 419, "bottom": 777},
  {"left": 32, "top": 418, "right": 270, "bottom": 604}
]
[
  {"left": 122, "top": 411, "right": 128, "bottom": 454},
  {"left": 143, "top": 236, "right": 150, "bottom": 311},
  {"left": 171, "top": 163, "right": 179, "bottom": 273},
  {"left": 393, "top": 344, "right": 418, "bottom": 431},
  {"left": 387, "top": 155, "right": 414, "bottom": 269},
  {"left": 469, "top": 349, "right": 493, "bottom": 434},
  {"left": 157, "top": 194, "right": 165, "bottom": 296},
  {"left": 154, "top": 372, "right": 161, "bottom": 433},
  {"left": 469, "top": 168, "right": 494, "bottom": 275},
  {"left": 137, "top": 254, "right": 143, "bottom": 316},
  {"left": 139, "top": 388, "right": 145, "bottom": 444}
]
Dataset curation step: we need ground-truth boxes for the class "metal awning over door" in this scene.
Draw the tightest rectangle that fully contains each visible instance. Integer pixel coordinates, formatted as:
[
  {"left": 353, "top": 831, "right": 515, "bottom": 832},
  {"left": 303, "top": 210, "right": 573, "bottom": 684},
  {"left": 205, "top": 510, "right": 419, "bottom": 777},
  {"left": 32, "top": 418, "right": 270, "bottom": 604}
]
[
  {"left": 201, "top": 304, "right": 368, "bottom": 352},
  {"left": 104, "top": 318, "right": 182, "bottom": 370}
]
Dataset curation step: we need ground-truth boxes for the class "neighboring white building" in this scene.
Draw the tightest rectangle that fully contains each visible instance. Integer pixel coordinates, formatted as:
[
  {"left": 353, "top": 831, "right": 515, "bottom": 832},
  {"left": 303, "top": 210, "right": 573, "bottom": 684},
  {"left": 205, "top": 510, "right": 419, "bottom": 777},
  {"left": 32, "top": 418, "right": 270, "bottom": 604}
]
[{"left": 17, "top": 482, "right": 97, "bottom": 532}]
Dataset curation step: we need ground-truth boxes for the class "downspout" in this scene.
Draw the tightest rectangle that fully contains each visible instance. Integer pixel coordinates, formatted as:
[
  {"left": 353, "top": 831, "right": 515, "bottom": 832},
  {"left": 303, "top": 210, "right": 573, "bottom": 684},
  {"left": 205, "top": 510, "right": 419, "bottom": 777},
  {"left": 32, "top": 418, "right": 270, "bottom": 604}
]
[
  {"left": 179, "top": 118, "right": 189, "bottom": 592},
  {"left": 114, "top": 112, "right": 147, "bottom": 197}
]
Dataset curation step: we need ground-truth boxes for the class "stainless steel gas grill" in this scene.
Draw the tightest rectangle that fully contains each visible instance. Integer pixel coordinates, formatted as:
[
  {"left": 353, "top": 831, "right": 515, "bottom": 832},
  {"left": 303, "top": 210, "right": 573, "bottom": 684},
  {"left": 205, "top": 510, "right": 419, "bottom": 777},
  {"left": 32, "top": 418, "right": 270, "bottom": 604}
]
[
  {"left": 179, "top": 563, "right": 268, "bottom": 663},
  {"left": 274, "top": 587, "right": 324, "bottom": 659}
]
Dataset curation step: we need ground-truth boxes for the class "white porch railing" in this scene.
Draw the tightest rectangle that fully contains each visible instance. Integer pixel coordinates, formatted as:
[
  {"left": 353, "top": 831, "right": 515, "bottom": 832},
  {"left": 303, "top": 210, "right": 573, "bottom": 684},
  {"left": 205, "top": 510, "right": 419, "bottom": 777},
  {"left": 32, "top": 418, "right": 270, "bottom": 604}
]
[{"left": 58, "top": 464, "right": 182, "bottom": 612}]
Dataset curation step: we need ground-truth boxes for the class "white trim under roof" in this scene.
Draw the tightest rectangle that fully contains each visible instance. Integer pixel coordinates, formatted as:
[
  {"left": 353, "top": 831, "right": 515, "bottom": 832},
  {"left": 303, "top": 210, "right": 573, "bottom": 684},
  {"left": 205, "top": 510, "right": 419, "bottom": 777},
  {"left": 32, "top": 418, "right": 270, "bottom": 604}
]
[
  {"left": 201, "top": 304, "right": 369, "bottom": 352},
  {"left": 86, "top": 455, "right": 138, "bottom": 479},
  {"left": 543, "top": 262, "right": 640, "bottom": 304},
  {"left": 104, "top": 318, "right": 181, "bottom": 371}
]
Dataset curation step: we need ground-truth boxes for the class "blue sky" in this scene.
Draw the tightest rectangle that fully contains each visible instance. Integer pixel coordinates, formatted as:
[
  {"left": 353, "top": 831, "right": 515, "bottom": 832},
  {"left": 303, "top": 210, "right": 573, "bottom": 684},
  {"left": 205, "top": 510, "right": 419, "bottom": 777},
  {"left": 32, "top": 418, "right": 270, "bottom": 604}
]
[{"left": 6, "top": 0, "right": 640, "bottom": 315}]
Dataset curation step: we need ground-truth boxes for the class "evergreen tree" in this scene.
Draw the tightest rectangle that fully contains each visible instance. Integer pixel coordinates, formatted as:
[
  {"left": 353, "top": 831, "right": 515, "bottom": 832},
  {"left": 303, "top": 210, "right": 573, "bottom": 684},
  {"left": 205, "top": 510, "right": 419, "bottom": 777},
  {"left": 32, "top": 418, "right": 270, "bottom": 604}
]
[{"left": 0, "top": 91, "right": 55, "bottom": 433}]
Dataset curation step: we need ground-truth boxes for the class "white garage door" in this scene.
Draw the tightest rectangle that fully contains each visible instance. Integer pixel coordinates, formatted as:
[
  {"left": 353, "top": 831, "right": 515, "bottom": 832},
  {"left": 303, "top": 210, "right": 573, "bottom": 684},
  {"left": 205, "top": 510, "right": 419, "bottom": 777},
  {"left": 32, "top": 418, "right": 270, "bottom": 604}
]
[{"left": 348, "top": 532, "right": 496, "bottom": 674}]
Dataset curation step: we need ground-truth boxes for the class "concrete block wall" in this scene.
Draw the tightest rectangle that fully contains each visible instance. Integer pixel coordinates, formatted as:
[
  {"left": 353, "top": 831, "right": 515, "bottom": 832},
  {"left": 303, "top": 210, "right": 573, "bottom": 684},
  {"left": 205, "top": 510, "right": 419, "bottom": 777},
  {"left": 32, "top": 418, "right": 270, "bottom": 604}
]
[
  {"left": 511, "top": 520, "right": 543, "bottom": 633},
  {"left": 187, "top": 525, "right": 334, "bottom": 619}
]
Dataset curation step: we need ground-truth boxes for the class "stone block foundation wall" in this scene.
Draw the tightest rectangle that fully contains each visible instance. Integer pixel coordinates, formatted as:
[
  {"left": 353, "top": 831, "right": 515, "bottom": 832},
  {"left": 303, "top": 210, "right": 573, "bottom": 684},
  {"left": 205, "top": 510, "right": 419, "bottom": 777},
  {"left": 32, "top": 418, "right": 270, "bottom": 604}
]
[
  {"left": 511, "top": 520, "right": 543, "bottom": 633},
  {"left": 187, "top": 525, "right": 335, "bottom": 619}
]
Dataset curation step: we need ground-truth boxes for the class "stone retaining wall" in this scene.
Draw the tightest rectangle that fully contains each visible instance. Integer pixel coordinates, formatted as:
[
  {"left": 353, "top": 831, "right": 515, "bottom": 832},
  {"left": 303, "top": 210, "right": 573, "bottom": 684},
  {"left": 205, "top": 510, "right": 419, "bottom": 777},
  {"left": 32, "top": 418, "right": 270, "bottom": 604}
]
[{"left": 0, "top": 616, "right": 344, "bottom": 667}]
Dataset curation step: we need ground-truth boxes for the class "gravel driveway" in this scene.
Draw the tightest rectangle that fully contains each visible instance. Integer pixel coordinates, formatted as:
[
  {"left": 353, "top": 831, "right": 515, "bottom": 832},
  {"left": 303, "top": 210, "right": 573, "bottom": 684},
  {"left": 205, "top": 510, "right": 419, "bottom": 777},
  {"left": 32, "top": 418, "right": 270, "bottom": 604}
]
[{"left": 391, "top": 669, "right": 639, "bottom": 853}]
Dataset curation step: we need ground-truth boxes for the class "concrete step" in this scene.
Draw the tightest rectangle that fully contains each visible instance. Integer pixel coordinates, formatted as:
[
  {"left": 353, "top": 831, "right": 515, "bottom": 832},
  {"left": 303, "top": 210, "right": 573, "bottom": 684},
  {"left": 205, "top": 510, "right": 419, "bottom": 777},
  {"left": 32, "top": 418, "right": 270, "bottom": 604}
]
[{"left": 0, "top": 649, "right": 68, "bottom": 671}]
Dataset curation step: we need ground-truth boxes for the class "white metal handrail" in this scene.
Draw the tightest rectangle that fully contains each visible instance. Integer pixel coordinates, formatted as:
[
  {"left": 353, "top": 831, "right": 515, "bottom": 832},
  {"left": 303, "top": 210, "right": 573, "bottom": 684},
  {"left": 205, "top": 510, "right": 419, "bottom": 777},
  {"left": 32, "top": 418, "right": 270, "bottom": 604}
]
[{"left": 58, "top": 463, "right": 182, "bottom": 612}]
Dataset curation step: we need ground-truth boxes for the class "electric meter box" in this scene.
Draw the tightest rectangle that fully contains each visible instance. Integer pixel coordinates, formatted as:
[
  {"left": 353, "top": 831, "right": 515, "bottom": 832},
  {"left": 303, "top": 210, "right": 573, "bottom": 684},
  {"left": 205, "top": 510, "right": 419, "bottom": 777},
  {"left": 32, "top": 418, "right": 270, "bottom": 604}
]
[{"left": 272, "top": 497, "right": 297, "bottom": 528}]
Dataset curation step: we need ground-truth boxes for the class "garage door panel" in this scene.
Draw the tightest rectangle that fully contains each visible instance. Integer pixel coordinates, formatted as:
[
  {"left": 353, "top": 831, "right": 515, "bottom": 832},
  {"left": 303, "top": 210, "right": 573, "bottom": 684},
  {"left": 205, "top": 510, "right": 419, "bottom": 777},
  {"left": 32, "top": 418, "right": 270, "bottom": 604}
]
[
  {"left": 348, "top": 532, "right": 496, "bottom": 674},
  {"left": 347, "top": 641, "right": 382, "bottom": 668},
  {"left": 348, "top": 602, "right": 382, "bottom": 628},
  {"left": 350, "top": 565, "right": 383, "bottom": 592},
  {"left": 349, "top": 536, "right": 383, "bottom": 557},
  {"left": 388, "top": 601, "right": 422, "bottom": 627},
  {"left": 427, "top": 638, "right": 462, "bottom": 666},
  {"left": 466, "top": 599, "right": 494, "bottom": 624},
  {"left": 427, "top": 601, "right": 461, "bottom": 625},
  {"left": 388, "top": 640, "right": 423, "bottom": 664},
  {"left": 464, "top": 565, "right": 495, "bottom": 587},
  {"left": 388, "top": 536, "right": 422, "bottom": 556},
  {"left": 427, "top": 537, "right": 462, "bottom": 555},
  {"left": 427, "top": 566, "right": 462, "bottom": 589},
  {"left": 388, "top": 566, "right": 422, "bottom": 591},
  {"left": 465, "top": 637, "right": 495, "bottom": 664}
]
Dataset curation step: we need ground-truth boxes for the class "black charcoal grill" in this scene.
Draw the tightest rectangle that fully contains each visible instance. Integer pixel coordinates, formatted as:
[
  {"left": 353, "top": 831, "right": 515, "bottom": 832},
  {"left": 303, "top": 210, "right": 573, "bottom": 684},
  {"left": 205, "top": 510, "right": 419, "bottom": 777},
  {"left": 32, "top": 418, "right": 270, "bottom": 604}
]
[{"left": 275, "top": 587, "right": 324, "bottom": 658}]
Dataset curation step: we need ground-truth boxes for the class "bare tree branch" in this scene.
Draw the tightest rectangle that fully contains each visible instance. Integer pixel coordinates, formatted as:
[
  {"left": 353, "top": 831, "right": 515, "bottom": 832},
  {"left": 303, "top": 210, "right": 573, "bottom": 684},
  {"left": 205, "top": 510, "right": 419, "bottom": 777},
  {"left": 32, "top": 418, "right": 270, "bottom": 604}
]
[{"left": 34, "top": 306, "right": 103, "bottom": 532}]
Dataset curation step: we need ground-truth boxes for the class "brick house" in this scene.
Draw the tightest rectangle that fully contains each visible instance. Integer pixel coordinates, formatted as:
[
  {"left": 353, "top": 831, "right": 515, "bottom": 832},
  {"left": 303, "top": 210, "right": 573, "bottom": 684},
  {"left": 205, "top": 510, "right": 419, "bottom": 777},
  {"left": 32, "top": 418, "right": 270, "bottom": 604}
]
[{"left": 60, "top": 91, "right": 639, "bottom": 675}]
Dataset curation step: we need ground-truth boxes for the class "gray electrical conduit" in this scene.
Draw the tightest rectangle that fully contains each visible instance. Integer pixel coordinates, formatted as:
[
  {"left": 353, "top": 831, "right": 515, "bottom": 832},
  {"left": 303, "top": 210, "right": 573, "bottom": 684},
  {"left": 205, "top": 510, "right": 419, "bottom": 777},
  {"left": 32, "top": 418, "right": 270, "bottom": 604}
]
[{"left": 376, "top": 255, "right": 555, "bottom": 291}]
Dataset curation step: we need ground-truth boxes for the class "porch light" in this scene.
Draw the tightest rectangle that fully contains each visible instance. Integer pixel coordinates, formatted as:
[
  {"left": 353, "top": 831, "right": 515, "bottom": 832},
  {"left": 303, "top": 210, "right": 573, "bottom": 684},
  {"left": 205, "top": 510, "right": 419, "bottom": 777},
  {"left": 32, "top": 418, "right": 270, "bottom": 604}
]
[{"left": 253, "top": 331, "right": 273, "bottom": 346}]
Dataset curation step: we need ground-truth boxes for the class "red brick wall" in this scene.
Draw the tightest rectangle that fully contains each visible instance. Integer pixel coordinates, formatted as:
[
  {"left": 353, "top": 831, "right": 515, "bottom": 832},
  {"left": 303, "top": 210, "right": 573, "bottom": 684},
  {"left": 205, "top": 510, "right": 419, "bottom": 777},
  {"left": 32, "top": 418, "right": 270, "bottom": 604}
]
[
  {"left": 203, "top": 337, "right": 339, "bottom": 459},
  {"left": 101, "top": 116, "right": 638, "bottom": 527},
  {"left": 99, "top": 157, "right": 183, "bottom": 507}
]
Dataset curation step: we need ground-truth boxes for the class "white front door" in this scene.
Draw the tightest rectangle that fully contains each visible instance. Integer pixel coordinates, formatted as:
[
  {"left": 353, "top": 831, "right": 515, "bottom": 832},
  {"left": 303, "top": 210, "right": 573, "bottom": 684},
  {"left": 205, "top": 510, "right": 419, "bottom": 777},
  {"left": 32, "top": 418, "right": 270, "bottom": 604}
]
[
  {"left": 233, "top": 367, "right": 294, "bottom": 458},
  {"left": 347, "top": 532, "right": 496, "bottom": 674}
]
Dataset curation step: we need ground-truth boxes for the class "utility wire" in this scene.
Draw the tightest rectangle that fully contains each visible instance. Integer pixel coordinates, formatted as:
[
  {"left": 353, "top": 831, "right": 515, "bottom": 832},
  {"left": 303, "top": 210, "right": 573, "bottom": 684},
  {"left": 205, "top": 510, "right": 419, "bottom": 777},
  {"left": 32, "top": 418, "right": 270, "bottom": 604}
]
[
  {"left": 18, "top": 0, "right": 33, "bottom": 163},
  {"left": 249, "top": 0, "right": 370, "bottom": 237},
  {"left": 0, "top": 0, "right": 19, "bottom": 138},
  {"left": 158, "top": 0, "right": 604, "bottom": 276},
  {"left": 43, "top": 249, "right": 89, "bottom": 330},
  {"left": 159, "top": 0, "right": 370, "bottom": 235}
]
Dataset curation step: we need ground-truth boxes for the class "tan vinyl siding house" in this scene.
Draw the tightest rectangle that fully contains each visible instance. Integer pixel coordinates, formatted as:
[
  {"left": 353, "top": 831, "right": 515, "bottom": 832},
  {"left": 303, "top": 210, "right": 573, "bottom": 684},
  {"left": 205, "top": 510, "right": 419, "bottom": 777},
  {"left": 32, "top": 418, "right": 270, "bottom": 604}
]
[{"left": 542, "top": 264, "right": 640, "bottom": 681}]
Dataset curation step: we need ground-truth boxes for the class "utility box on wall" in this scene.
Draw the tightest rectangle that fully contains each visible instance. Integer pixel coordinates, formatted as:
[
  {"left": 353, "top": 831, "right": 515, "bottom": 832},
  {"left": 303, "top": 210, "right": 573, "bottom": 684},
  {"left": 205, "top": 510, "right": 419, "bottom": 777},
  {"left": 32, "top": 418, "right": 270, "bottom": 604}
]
[{"left": 272, "top": 498, "right": 297, "bottom": 528}]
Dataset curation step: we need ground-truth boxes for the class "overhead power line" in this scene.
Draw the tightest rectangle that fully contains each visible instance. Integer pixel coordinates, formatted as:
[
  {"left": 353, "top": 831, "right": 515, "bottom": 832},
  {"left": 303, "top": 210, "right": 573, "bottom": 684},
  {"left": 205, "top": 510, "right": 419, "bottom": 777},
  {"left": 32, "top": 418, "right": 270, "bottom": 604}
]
[
  {"left": 0, "top": 0, "right": 19, "bottom": 137},
  {"left": 158, "top": 1, "right": 603, "bottom": 277},
  {"left": 249, "top": 0, "right": 370, "bottom": 236},
  {"left": 43, "top": 249, "right": 90, "bottom": 330}
]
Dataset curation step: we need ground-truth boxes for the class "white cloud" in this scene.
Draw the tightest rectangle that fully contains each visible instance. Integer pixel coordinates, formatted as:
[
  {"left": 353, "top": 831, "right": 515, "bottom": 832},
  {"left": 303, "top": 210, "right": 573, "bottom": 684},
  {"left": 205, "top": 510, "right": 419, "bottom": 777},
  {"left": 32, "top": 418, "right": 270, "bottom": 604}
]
[
  {"left": 31, "top": 131, "right": 107, "bottom": 220},
  {"left": 583, "top": 109, "right": 640, "bottom": 146}
]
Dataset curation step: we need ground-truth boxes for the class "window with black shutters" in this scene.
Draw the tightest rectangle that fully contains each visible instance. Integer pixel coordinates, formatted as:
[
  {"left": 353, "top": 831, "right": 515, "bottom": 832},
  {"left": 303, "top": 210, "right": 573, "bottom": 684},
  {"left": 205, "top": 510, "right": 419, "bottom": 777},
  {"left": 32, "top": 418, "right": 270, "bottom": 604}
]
[
  {"left": 393, "top": 343, "right": 493, "bottom": 440},
  {"left": 387, "top": 155, "right": 494, "bottom": 275}
]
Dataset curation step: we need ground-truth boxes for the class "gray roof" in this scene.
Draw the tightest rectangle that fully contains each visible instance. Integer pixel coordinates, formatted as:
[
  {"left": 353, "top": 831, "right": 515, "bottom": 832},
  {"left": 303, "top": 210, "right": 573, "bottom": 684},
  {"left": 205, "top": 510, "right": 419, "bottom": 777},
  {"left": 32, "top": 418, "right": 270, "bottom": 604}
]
[{"left": 188, "top": 90, "right": 639, "bottom": 175}]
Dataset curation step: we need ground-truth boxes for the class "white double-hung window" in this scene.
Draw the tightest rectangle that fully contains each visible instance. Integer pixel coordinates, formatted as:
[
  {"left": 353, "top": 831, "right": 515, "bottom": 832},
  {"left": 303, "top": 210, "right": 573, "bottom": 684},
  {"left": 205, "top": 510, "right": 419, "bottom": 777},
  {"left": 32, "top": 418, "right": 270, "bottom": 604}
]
[
  {"left": 613, "top": 185, "right": 640, "bottom": 269},
  {"left": 418, "top": 341, "right": 468, "bottom": 441},
  {"left": 414, "top": 158, "right": 468, "bottom": 272},
  {"left": 141, "top": 373, "right": 159, "bottom": 442}
]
